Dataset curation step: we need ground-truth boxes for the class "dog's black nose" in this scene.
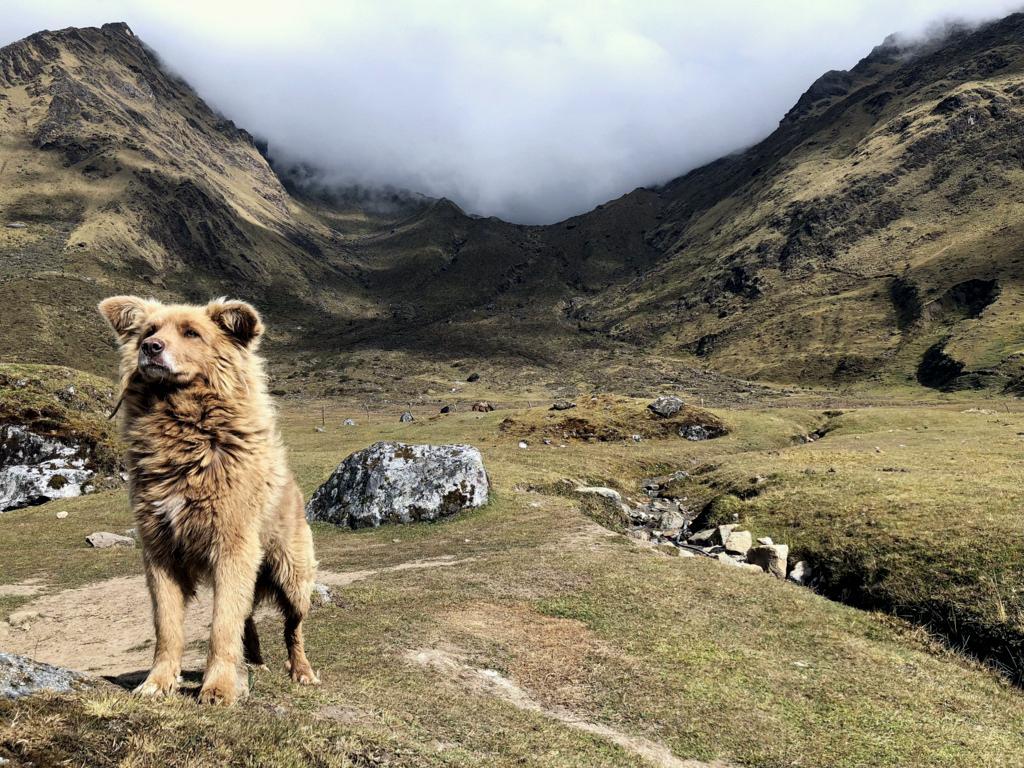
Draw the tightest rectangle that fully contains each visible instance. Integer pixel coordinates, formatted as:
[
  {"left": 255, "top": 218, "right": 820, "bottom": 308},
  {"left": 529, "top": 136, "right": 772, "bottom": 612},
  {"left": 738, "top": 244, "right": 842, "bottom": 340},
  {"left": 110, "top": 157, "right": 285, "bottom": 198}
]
[{"left": 142, "top": 338, "right": 164, "bottom": 356}]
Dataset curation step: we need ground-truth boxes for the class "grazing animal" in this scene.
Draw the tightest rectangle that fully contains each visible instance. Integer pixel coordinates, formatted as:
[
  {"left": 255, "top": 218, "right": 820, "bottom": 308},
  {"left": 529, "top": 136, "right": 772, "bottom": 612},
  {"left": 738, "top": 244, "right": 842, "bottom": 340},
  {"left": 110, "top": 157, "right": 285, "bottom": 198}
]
[{"left": 98, "top": 296, "right": 318, "bottom": 705}]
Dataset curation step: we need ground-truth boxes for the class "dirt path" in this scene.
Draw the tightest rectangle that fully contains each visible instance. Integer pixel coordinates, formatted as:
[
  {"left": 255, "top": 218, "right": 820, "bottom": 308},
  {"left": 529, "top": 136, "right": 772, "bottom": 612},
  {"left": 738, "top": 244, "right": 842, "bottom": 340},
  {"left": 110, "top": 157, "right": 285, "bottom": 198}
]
[
  {"left": 407, "top": 648, "right": 730, "bottom": 768},
  {"left": 0, "top": 556, "right": 473, "bottom": 677}
]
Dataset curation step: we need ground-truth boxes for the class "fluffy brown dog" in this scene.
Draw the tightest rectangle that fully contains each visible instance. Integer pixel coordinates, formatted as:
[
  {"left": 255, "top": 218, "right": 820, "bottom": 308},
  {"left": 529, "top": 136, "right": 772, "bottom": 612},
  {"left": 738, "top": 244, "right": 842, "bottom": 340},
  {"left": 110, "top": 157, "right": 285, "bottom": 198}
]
[{"left": 99, "top": 295, "right": 318, "bottom": 705}]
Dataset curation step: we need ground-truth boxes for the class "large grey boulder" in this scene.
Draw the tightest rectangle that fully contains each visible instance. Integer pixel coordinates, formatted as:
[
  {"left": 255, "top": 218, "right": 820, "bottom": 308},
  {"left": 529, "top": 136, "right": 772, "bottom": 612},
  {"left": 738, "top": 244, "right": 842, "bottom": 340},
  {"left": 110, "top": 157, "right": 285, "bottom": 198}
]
[
  {"left": 647, "top": 396, "right": 684, "bottom": 418},
  {"left": 0, "top": 425, "right": 94, "bottom": 512},
  {"left": 86, "top": 531, "right": 135, "bottom": 549},
  {"left": 306, "top": 441, "right": 489, "bottom": 528},
  {"left": 0, "top": 652, "right": 81, "bottom": 699}
]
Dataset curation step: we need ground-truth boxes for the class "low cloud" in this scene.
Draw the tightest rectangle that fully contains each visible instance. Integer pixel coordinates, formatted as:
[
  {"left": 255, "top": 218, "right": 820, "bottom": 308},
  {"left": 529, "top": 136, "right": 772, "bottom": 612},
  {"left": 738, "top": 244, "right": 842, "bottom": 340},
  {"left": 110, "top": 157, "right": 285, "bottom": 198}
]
[{"left": 2, "top": 1, "right": 1022, "bottom": 223}]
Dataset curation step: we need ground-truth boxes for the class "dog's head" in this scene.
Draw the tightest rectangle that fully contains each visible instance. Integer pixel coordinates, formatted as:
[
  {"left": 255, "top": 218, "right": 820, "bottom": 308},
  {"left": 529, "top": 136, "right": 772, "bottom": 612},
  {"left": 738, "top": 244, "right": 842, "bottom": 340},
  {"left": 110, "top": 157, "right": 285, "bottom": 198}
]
[{"left": 98, "top": 296, "right": 264, "bottom": 387}]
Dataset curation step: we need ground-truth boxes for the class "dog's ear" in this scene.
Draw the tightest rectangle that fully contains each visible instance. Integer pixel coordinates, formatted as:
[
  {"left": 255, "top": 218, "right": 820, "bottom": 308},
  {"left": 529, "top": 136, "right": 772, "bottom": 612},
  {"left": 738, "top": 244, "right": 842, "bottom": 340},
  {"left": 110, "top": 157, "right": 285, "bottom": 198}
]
[
  {"left": 206, "top": 298, "right": 264, "bottom": 347},
  {"left": 98, "top": 296, "right": 154, "bottom": 341}
]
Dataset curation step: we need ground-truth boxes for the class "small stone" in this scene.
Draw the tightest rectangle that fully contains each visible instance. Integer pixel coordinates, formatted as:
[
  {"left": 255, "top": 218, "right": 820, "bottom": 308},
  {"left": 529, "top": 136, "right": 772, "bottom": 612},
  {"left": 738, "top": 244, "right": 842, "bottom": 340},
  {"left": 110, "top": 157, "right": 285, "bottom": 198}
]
[
  {"left": 550, "top": 401, "right": 577, "bottom": 411},
  {"left": 788, "top": 561, "right": 812, "bottom": 586},
  {"left": 518, "top": 440, "right": 529, "bottom": 449},
  {"left": 647, "top": 396, "right": 684, "bottom": 418},
  {"left": 56, "top": 510, "right": 68, "bottom": 519},
  {"left": 677, "top": 548, "right": 696, "bottom": 558},
  {"left": 716, "top": 552, "right": 743, "bottom": 566},
  {"left": 626, "top": 529, "right": 650, "bottom": 542},
  {"left": 315, "top": 426, "right": 326, "bottom": 433},
  {"left": 7, "top": 610, "right": 39, "bottom": 628},
  {"left": 310, "top": 583, "right": 332, "bottom": 606},
  {"left": 440, "top": 405, "right": 453, "bottom": 414},
  {"left": 399, "top": 411, "right": 415, "bottom": 423},
  {"left": 757, "top": 536, "right": 773, "bottom": 545},
  {"left": 466, "top": 372, "right": 480, "bottom": 382},
  {"left": 747, "top": 544, "right": 789, "bottom": 579},
  {"left": 723, "top": 529, "right": 752, "bottom": 555},
  {"left": 471, "top": 401, "right": 494, "bottom": 412},
  {"left": 5, "top": 222, "right": 27, "bottom": 229},
  {"left": 542, "top": 438, "right": 552, "bottom": 445},
  {"left": 632, "top": 434, "right": 642, "bottom": 442},
  {"left": 343, "top": 419, "right": 356, "bottom": 426},
  {"left": 86, "top": 531, "right": 135, "bottom": 549},
  {"left": 392, "top": 538, "right": 401, "bottom": 543}
]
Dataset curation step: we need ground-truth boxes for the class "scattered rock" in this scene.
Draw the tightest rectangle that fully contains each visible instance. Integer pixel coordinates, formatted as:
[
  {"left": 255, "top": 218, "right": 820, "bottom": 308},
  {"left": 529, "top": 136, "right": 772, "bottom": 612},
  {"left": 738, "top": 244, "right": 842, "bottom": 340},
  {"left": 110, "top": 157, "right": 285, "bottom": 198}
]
[
  {"left": 466, "top": 372, "right": 480, "bottom": 382},
  {"left": 0, "top": 652, "right": 81, "bottom": 699},
  {"left": 714, "top": 524, "right": 737, "bottom": 546},
  {"left": 757, "top": 536, "right": 773, "bottom": 545},
  {"left": 315, "top": 426, "right": 326, "bottom": 433},
  {"left": 680, "top": 425, "right": 712, "bottom": 441},
  {"left": 747, "top": 544, "right": 789, "bottom": 579},
  {"left": 311, "top": 583, "right": 332, "bottom": 606},
  {"left": 343, "top": 419, "right": 356, "bottom": 426},
  {"left": 647, "top": 396, "right": 684, "bottom": 418},
  {"left": 518, "top": 441, "right": 529, "bottom": 449},
  {"left": 688, "top": 528, "right": 717, "bottom": 546},
  {"left": 788, "top": 560, "right": 812, "bottom": 586},
  {"left": 658, "top": 509, "right": 687, "bottom": 535},
  {"left": 575, "top": 486, "right": 622, "bottom": 504},
  {"left": 550, "top": 400, "right": 577, "bottom": 411},
  {"left": 440, "top": 405, "right": 453, "bottom": 414},
  {"left": 305, "top": 441, "right": 489, "bottom": 528},
  {"left": 7, "top": 610, "right": 39, "bottom": 629},
  {"left": 399, "top": 411, "right": 415, "bottom": 423},
  {"left": 723, "top": 529, "right": 753, "bottom": 555},
  {"left": 56, "top": 510, "right": 68, "bottom": 519},
  {"left": 86, "top": 531, "right": 135, "bottom": 549},
  {"left": 5, "top": 222, "right": 27, "bottom": 229},
  {"left": 471, "top": 401, "right": 494, "bottom": 412}
]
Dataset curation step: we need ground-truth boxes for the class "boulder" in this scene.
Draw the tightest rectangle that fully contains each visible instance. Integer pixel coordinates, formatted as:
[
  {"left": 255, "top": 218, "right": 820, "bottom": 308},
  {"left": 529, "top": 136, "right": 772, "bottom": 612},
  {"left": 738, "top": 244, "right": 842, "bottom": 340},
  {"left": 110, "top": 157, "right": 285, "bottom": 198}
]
[
  {"left": 305, "top": 442, "right": 488, "bottom": 528},
  {"left": 86, "top": 531, "right": 135, "bottom": 549},
  {"left": 658, "top": 509, "right": 687, "bottom": 535},
  {"left": 440, "top": 405, "right": 454, "bottom": 414},
  {"left": 647, "top": 396, "right": 684, "bottom": 418},
  {"left": 471, "top": 401, "right": 495, "bottom": 412},
  {"left": 714, "top": 524, "right": 737, "bottom": 546},
  {"left": 747, "top": 544, "right": 789, "bottom": 579},
  {"left": 575, "top": 486, "right": 622, "bottom": 504},
  {"left": 0, "top": 652, "right": 81, "bottom": 699},
  {"left": 466, "top": 372, "right": 480, "bottom": 382},
  {"left": 688, "top": 528, "right": 717, "bottom": 546},
  {"left": 399, "top": 411, "right": 415, "bottom": 423},
  {"left": 0, "top": 425, "right": 95, "bottom": 512},
  {"left": 723, "top": 529, "right": 753, "bottom": 555},
  {"left": 788, "top": 560, "right": 812, "bottom": 586},
  {"left": 550, "top": 401, "right": 577, "bottom": 411},
  {"left": 680, "top": 425, "right": 712, "bottom": 441}
]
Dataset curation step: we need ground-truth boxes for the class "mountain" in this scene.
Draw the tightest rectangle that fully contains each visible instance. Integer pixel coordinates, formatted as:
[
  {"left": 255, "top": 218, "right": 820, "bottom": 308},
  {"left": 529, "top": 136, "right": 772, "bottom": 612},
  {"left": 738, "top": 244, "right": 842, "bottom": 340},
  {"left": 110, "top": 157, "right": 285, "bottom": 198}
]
[{"left": 2, "top": 18, "right": 1024, "bottom": 393}]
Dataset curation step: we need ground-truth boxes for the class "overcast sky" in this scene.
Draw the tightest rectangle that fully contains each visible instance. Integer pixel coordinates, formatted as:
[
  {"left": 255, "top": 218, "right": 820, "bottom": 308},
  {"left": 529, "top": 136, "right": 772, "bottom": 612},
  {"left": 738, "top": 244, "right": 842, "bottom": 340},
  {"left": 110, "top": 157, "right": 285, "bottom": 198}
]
[{"left": 2, "top": 1, "right": 1022, "bottom": 223}]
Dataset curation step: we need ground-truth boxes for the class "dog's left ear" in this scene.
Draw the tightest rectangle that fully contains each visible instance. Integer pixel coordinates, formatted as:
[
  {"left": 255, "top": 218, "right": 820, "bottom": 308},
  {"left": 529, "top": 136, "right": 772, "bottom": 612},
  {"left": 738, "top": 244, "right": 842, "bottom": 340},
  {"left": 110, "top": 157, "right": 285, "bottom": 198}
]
[{"left": 206, "top": 298, "right": 264, "bottom": 347}]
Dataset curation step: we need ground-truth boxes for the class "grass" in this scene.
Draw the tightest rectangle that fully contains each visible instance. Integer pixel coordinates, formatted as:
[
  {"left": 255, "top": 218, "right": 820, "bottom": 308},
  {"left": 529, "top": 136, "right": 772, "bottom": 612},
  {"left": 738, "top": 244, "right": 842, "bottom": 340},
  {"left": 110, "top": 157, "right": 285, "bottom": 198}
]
[{"left": 2, "top": 396, "right": 1024, "bottom": 766}]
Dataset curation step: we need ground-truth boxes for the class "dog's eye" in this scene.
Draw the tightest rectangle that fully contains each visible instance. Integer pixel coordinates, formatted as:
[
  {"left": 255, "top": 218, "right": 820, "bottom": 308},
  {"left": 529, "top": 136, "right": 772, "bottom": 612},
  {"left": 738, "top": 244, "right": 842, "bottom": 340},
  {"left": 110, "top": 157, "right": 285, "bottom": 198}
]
[{"left": 183, "top": 328, "right": 200, "bottom": 339}]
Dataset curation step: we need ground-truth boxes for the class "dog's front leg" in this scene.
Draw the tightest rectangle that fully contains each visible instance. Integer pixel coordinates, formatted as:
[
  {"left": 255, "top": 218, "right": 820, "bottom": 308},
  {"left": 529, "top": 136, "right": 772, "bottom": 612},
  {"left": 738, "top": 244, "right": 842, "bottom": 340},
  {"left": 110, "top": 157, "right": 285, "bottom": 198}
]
[
  {"left": 135, "top": 557, "right": 189, "bottom": 697},
  {"left": 199, "top": 540, "right": 260, "bottom": 706}
]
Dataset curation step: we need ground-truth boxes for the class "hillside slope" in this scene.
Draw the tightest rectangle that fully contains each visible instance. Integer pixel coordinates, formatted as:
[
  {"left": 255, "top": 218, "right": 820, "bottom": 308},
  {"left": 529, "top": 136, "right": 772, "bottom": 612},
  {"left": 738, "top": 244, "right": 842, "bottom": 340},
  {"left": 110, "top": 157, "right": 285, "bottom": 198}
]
[{"left": 3, "top": 18, "right": 1024, "bottom": 393}]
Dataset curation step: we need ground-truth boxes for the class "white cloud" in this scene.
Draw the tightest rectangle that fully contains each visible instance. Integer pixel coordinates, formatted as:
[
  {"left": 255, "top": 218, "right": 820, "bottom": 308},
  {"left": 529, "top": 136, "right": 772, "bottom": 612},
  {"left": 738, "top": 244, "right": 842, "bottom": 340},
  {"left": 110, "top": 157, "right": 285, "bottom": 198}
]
[{"left": 2, "top": 1, "right": 1022, "bottom": 222}]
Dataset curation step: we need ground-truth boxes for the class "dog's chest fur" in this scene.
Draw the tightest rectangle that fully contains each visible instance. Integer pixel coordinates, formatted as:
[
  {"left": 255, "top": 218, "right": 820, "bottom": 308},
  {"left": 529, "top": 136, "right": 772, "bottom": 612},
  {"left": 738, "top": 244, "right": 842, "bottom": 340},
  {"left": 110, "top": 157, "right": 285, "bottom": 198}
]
[{"left": 126, "top": 391, "right": 273, "bottom": 561}]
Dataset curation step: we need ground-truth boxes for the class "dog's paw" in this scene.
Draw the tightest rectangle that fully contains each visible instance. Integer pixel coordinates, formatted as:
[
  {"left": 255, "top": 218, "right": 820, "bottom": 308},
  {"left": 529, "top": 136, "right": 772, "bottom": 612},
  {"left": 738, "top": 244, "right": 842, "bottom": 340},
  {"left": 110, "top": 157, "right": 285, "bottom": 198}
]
[
  {"left": 133, "top": 670, "right": 178, "bottom": 698},
  {"left": 199, "top": 667, "right": 248, "bottom": 706},
  {"left": 290, "top": 662, "right": 321, "bottom": 685}
]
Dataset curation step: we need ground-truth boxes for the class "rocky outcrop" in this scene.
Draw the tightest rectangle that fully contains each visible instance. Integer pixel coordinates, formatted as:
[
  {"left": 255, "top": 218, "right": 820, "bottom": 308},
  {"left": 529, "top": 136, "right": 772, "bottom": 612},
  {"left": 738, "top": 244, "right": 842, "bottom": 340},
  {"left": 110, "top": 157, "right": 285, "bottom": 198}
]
[
  {"left": 0, "top": 425, "right": 94, "bottom": 512},
  {"left": 647, "top": 396, "right": 683, "bottom": 418},
  {"left": 0, "top": 652, "right": 81, "bottom": 699},
  {"left": 306, "top": 441, "right": 489, "bottom": 528}
]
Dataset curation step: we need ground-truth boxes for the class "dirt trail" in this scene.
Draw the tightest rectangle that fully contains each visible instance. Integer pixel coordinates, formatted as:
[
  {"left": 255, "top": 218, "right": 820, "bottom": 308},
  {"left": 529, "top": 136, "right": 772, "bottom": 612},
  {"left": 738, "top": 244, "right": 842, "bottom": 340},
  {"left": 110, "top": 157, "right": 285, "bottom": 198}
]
[
  {"left": 407, "top": 648, "right": 730, "bottom": 768},
  {"left": 0, "top": 556, "right": 472, "bottom": 676}
]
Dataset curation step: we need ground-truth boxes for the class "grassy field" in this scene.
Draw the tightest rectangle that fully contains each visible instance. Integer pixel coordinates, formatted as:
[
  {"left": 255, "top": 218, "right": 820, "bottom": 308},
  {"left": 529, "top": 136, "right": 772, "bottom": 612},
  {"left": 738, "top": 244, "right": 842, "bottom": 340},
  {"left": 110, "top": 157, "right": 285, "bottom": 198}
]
[{"left": 2, "top": 396, "right": 1024, "bottom": 767}]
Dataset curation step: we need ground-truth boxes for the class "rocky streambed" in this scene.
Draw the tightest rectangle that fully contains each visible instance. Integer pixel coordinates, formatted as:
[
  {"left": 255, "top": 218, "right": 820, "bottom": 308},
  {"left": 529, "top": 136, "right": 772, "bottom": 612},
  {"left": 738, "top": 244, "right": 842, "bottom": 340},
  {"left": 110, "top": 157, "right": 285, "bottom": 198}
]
[{"left": 0, "top": 424, "right": 96, "bottom": 512}]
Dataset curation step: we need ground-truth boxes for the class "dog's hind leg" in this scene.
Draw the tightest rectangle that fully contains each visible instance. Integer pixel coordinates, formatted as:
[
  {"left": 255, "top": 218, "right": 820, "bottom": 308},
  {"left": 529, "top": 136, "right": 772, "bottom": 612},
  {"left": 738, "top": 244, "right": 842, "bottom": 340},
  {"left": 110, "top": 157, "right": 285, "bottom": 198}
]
[{"left": 242, "top": 616, "right": 264, "bottom": 667}]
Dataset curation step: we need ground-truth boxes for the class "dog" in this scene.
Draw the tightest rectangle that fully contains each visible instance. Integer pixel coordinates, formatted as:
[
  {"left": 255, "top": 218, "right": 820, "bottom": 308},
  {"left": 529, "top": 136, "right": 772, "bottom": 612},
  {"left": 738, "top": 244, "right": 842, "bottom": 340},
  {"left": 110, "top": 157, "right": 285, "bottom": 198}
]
[{"left": 99, "top": 295, "right": 318, "bottom": 705}]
